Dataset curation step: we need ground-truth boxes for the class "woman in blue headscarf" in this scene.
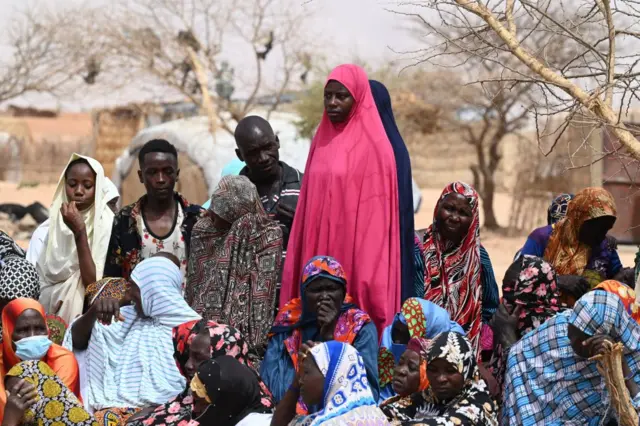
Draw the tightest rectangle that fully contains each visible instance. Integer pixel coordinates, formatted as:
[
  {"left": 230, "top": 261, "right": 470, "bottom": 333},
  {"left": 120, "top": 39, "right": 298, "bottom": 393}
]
[
  {"left": 260, "top": 256, "right": 379, "bottom": 410},
  {"left": 370, "top": 80, "right": 416, "bottom": 302},
  {"left": 377, "top": 297, "right": 464, "bottom": 401}
]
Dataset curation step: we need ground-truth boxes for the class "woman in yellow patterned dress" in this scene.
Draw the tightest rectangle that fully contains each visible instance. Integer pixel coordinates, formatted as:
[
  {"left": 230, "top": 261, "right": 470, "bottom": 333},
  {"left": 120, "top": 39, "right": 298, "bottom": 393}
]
[{"left": 4, "top": 360, "right": 96, "bottom": 426}]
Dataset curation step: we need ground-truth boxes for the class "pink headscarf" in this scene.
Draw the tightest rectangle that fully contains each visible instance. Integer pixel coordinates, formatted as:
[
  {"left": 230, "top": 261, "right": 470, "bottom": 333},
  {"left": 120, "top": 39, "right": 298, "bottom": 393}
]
[{"left": 280, "top": 64, "right": 401, "bottom": 335}]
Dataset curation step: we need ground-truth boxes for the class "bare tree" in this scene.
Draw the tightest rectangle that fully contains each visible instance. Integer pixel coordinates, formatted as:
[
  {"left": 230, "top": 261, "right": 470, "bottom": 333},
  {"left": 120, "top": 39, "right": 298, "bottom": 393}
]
[
  {"left": 72, "top": 0, "right": 314, "bottom": 134},
  {"left": 0, "top": 8, "right": 86, "bottom": 105},
  {"left": 393, "top": 0, "right": 640, "bottom": 202},
  {"left": 409, "top": 67, "right": 535, "bottom": 229}
]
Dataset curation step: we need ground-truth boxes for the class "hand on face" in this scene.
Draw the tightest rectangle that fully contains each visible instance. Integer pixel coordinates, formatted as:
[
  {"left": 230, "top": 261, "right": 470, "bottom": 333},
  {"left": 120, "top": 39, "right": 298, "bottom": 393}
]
[
  {"left": 305, "top": 277, "right": 344, "bottom": 341},
  {"left": 317, "top": 300, "right": 339, "bottom": 341},
  {"left": 61, "top": 202, "right": 86, "bottom": 236},
  {"left": 93, "top": 297, "right": 125, "bottom": 325}
]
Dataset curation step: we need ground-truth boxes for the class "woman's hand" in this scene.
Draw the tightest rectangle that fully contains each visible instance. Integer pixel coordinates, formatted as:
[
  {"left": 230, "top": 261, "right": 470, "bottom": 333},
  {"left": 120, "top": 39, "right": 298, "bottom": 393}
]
[
  {"left": 3, "top": 379, "right": 38, "bottom": 426},
  {"left": 478, "top": 363, "right": 501, "bottom": 399},
  {"left": 294, "top": 341, "right": 317, "bottom": 387},
  {"left": 583, "top": 334, "right": 615, "bottom": 358},
  {"left": 93, "top": 297, "right": 125, "bottom": 325},
  {"left": 317, "top": 301, "right": 339, "bottom": 341},
  {"left": 61, "top": 202, "right": 86, "bottom": 236},
  {"left": 490, "top": 304, "right": 521, "bottom": 349}
]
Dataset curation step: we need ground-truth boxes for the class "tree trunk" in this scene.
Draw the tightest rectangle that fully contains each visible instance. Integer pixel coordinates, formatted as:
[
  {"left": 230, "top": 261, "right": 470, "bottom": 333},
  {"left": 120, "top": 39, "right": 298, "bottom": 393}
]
[{"left": 481, "top": 179, "right": 500, "bottom": 230}]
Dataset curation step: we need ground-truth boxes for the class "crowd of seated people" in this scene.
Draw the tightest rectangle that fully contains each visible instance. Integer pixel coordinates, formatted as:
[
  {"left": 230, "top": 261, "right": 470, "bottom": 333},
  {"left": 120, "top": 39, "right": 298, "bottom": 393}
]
[{"left": 1, "top": 63, "right": 640, "bottom": 426}]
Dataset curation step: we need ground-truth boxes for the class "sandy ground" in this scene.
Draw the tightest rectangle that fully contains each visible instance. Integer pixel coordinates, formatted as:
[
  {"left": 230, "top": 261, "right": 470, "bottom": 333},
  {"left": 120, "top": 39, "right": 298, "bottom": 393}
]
[{"left": 1, "top": 181, "right": 637, "bottom": 283}]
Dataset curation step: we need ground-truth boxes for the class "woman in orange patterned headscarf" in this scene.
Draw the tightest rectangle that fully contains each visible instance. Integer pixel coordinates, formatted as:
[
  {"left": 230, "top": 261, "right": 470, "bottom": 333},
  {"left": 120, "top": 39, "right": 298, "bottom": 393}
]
[
  {"left": 261, "top": 256, "right": 378, "bottom": 412},
  {"left": 521, "top": 187, "right": 621, "bottom": 288},
  {"left": 0, "top": 298, "right": 80, "bottom": 420}
]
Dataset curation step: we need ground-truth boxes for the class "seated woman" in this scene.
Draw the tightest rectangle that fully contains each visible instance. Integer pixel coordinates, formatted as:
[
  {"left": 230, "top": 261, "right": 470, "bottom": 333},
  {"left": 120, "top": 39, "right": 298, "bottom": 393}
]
[
  {"left": 188, "top": 356, "right": 273, "bottom": 426},
  {"left": 0, "top": 298, "right": 81, "bottom": 421},
  {"left": 381, "top": 332, "right": 497, "bottom": 425},
  {"left": 186, "top": 175, "right": 283, "bottom": 353},
  {"left": 261, "top": 256, "right": 379, "bottom": 407},
  {"left": 379, "top": 338, "right": 430, "bottom": 408},
  {"left": 520, "top": 187, "right": 622, "bottom": 288},
  {"left": 378, "top": 297, "right": 464, "bottom": 401},
  {"left": 489, "top": 256, "right": 561, "bottom": 402},
  {"left": 503, "top": 290, "right": 640, "bottom": 424},
  {"left": 272, "top": 341, "right": 390, "bottom": 426},
  {"left": 127, "top": 319, "right": 273, "bottom": 426},
  {"left": 4, "top": 360, "right": 96, "bottom": 426},
  {"left": 421, "top": 182, "right": 500, "bottom": 354},
  {"left": 27, "top": 154, "right": 119, "bottom": 324},
  {"left": 63, "top": 256, "right": 200, "bottom": 424}
]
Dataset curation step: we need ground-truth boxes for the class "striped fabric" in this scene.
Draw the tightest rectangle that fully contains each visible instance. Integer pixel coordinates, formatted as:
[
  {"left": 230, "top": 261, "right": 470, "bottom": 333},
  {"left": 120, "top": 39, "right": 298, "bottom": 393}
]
[{"left": 65, "top": 257, "right": 201, "bottom": 411}]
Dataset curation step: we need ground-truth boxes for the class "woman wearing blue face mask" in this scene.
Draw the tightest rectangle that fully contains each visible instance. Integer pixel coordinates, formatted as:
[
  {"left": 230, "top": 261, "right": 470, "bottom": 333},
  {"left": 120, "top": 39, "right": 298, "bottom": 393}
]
[{"left": 0, "top": 298, "right": 80, "bottom": 422}]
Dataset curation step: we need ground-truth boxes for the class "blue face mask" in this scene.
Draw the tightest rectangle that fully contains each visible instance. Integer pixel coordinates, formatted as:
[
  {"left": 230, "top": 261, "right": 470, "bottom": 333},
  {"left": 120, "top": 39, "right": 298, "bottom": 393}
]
[{"left": 14, "top": 335, "right": 52, "bottom": 361}]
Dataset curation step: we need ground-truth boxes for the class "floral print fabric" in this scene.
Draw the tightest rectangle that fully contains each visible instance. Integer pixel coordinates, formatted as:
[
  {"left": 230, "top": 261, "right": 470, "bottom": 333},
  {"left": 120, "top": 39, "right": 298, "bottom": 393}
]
[
  {"left": 172, "top": 319, "right": 252, "bottom": 373},
  {"left": 489, "top": 256, "right": 561, "bottom": 400},
  {"left": 103, "top": 193, "right": 202, "bottom": 281},
  {"left": 381, "top": 332, "right": 497, "bottom": 426}
]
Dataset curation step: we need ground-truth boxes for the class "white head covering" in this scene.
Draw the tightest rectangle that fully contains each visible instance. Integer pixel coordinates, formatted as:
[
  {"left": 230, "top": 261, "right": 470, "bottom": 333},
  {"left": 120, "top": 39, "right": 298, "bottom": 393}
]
[
  {"left": 291, "top": 342, "right": 389, "bottom": 426},
  {"left": 104, "top": 178, "right": 120, "bottom": 205},
  {"left": 37, "top": 153, "right": 117, "bottom": 323},
  {"left": 63, "top": 257, "right": 201, "bottom": 411}
]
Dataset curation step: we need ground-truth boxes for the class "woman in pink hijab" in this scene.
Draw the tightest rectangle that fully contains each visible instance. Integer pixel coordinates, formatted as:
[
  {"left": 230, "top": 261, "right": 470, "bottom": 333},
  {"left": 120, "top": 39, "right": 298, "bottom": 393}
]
[{"left": 280, "top": 64, "right": 401, "bottom": 335}]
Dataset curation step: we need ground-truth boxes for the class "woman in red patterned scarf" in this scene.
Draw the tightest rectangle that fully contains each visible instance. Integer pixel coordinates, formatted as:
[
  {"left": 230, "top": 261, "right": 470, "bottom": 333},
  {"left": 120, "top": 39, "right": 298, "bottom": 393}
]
[
  {"left": 127, "top": 319, "right": 273, "bottom": 426},
  {"left": 421, "top": 182, "right": 500, "bottom": 356}
]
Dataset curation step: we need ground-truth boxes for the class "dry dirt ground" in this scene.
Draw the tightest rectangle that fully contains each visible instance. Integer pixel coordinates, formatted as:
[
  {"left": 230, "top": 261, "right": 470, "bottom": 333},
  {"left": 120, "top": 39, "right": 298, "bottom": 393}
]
[{"left": 1, "top": 181, "right": 637, "bottom": 283}]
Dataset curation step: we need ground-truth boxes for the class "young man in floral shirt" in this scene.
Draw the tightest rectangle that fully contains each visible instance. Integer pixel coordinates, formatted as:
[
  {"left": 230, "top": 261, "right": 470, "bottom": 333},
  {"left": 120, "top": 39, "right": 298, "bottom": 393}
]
[{"left": 103, "top": 139, "right": 202, "bottom": 287}]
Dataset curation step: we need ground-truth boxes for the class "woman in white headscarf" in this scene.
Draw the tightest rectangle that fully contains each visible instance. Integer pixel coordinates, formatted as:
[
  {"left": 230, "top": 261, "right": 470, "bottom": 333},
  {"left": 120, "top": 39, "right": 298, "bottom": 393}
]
[
  {"left": 28, "top": 153, "right": 119, "bottom": 323},
  {"left": 63, "top": 255, "right": 201, "bottom": 422}
]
